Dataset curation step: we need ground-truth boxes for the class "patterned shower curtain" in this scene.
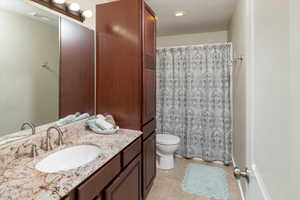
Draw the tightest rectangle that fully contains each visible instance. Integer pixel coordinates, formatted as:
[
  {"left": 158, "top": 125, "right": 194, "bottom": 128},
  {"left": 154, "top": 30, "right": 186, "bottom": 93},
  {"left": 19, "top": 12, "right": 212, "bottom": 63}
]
[{"left": 156, "top": 43, "right": 232, "bottom": 164}]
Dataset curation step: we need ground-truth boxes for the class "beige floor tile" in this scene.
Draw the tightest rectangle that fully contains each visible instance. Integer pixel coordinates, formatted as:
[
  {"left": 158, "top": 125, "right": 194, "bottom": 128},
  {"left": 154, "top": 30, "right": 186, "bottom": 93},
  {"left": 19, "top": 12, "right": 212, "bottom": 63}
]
[{"left": 146, "top": 157, "right": 241, "bottom": 200}]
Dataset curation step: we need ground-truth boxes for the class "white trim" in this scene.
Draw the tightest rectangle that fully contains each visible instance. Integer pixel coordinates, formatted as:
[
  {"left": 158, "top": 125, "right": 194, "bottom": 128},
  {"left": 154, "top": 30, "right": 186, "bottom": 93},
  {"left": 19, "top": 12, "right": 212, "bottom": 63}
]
[
  {"left": 250, "top": 165, "right": 272, "bottom": 200},
  {"left": 232, "top": 157, "right": 246, "bottom": 200}
]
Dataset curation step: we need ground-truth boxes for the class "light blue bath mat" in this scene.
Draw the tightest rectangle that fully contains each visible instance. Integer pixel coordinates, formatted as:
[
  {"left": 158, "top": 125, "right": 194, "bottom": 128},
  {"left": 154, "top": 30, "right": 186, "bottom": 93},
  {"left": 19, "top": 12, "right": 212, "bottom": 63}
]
[{"left": 182, "top": 163, "right": 229, "bottom": 200}]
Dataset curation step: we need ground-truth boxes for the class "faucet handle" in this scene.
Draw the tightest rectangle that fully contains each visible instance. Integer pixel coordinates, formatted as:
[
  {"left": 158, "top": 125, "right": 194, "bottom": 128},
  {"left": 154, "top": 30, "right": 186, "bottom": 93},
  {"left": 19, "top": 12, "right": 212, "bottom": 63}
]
[
  {"left": 20, "top": 122, "right": 36, "bottom": 135},
  {"left": 31, "top": 144, "right": 38, "bottom": 158},
  {"left": 46, "top": 136, "right": 53, "bottom": 151},
  {"left": 46, "top": 126, "right": 64, "bottom": 151}
]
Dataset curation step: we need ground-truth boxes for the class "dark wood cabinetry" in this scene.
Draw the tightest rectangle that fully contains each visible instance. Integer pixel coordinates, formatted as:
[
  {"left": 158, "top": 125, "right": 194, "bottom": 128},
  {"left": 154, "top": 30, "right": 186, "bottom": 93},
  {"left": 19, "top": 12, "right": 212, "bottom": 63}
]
[
  {"left": 60, "top": 18, "right": 95, "bottom": 118},
  {"left": 96, "top": 1, "right": 156, "bottom": 199},
  {"left": 62, "top": 137, "right": 142, "bottom": 200},
  {"left": 142, "top": 4, "right": 156, "bottom": 125},
  {"left": 96, "top": 0, "right": 142, "bottom": 130},
  {"left": 142, "top": 4, "right": 157, "bottom": 199},
  {"left": 95, "top": 1, "right": 156, "bottom": 130},
  {"left": 142, "top": 133, "right": 156, "bottom": 197},
  {"left": 105, "top": 155, "right": 142, "bottom": 200},
  {"left": 77, "top": 155, "right": 121, "bottom": 200}
]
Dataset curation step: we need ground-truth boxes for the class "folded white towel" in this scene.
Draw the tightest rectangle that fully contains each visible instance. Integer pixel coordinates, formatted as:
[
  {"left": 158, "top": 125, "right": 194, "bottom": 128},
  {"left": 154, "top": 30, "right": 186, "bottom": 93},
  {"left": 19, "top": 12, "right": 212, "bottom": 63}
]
[
  {"left": 74, "top": 113, "right": 90, "bottom": 121},
  {"left": 56, "top": 113, "right": 79, "bottom": 126},
  {"left": 96, "top": 114, "right": 105, "bottom": 120},
  {"left": 95, "top": 118, "right": 114, "bottom": 130}
]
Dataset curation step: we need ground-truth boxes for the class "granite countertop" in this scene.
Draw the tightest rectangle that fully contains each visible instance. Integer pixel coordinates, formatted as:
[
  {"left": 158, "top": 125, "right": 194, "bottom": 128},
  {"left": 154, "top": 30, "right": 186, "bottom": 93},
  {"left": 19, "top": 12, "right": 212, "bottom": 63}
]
[{"left": 0, "top": 120, "right": 142, "bottom": 200}]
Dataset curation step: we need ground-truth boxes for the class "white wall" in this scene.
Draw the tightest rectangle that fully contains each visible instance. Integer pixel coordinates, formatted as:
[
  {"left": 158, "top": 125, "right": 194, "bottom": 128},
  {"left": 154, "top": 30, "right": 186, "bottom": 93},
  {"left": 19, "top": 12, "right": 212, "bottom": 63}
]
[
  {"left": 250, "top": 0, "right": 292, "bottom": 199},
  {"left": 290, "top": 0, "right": 300, "bottom": 197},
  {"left": 228, "top": 0, "right": 248, "bottom": 197},
  {"left": 0, "top": 10, "right": 59, "bottom": 136},
  {"left": 157, "top": 31, "right": 228, "bottom": 47},
  {"left": 229, "top": 0, "right": 298, "bottom": 199}
]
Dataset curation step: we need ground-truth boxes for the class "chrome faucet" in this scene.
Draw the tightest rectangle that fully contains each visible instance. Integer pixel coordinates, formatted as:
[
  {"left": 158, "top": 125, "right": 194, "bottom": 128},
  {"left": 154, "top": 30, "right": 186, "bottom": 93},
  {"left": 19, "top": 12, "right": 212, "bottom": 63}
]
[
  {"left": 31, "top": 144, "right": 38, "bottom": 158},
  {"left": 21, "top": 122, "right": 36, "bottom": 135},
  {"left": 46, "top": 126, "right": 64, "bottom": 151}
]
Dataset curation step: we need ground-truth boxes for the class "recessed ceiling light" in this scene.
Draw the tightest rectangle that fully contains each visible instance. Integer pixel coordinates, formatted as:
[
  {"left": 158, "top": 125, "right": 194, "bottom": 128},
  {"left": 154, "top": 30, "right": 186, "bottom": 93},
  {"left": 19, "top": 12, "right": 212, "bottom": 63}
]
[
  {"left": 82, "top": 10, "right": 93, "bottom": 18},
  {"left": 69, "top": 3, "right": 80, "bottom": 12},
  {"left": 175, "top": 11, "right": 186, "bottom": 17},
  {"left": 53, "top": 0, "right": 65, "bottom": 4}
]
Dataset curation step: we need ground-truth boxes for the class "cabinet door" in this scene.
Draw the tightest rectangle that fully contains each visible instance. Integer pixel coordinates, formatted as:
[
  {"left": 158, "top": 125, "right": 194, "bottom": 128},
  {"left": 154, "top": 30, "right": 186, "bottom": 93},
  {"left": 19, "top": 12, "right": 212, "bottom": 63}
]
[
  {"left": 143, "top": 133, "right": 156, "bottom": 198},
  {"left": 143, "top": 69, "right": 156, "bottom": 124},
  {"left": 105, "top": 155, "right": 142, "bottom": 200},
  {"left": 142, "top": 4, "right": 156, "bottom": 124},
  {"left": 96, "top": 0, "right": 142, "bottom": 130}
]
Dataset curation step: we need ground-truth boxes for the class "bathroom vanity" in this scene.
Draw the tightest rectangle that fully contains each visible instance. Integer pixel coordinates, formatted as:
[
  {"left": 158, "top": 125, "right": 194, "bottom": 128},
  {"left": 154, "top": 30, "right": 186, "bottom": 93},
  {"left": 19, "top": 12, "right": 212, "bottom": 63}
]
[
  {"left": 64, "top": 137, "right": 143, "bottom": 200},
  {"left": 0, "top": 119, "right": 143, "bottom": 200}
]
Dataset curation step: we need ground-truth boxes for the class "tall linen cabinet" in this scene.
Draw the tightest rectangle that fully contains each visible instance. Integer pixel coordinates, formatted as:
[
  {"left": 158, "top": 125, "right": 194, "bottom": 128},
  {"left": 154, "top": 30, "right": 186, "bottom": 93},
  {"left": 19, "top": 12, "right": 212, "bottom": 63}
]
[{"left": 96, "top": 0, "right": 156, "bottom": 199}]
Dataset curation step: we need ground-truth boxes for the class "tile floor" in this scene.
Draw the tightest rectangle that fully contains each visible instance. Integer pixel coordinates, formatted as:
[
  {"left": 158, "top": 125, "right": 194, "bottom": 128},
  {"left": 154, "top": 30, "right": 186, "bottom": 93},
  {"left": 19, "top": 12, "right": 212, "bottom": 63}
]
[{"left": 146, "top": 157, "right": 241, "bottom": 200}]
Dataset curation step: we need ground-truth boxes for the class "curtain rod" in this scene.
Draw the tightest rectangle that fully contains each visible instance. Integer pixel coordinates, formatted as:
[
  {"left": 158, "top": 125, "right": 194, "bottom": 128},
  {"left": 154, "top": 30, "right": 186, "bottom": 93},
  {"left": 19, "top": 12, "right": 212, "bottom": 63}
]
[{"left": 157, "top": 42, "right": 232, "bottom": 49}]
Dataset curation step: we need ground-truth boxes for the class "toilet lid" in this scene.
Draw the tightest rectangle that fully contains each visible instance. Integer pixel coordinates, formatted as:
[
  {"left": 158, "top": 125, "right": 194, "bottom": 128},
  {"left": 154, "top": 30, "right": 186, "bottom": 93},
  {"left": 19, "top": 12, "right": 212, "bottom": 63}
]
[{"left": 156, "top": 134, "right": 180, "bottom": 145}]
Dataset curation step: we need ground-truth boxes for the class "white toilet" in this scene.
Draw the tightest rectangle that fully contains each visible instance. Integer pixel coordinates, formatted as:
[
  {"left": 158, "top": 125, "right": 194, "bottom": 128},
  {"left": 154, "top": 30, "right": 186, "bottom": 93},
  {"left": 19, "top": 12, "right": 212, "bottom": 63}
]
[{"left": 156, "top": 134, "right": 180, "bottom": 169}]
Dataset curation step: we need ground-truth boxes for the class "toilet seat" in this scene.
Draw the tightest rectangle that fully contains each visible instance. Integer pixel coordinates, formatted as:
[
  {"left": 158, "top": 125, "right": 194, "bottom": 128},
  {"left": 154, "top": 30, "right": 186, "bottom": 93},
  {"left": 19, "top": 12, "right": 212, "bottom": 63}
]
[{"left": 156, "top": 134, "right": 180, "bottom": 145}]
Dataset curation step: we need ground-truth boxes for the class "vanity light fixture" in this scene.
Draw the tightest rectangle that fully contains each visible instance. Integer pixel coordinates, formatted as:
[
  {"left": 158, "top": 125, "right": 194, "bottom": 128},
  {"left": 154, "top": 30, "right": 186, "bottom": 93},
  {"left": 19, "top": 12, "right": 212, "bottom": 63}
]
[
  {"left": 69, "top": 3, "right": 81, "bottom": 12},
  {"left": 82, "top": 10, "right": 93, "bottom": 18},
  {"left": 32, "top": 0, "right": 85, "bottom": 22},
  {"left": 53, "top": 0, "right": 65, "bottom": 4},
  {"left": 175, "top": 11, "right": 186, "bottom": 17}
]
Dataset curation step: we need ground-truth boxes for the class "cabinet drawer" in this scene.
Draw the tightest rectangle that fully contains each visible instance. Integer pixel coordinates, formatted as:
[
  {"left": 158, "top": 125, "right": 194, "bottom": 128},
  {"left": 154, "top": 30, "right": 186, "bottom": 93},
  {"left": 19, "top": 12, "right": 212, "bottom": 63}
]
[
  {"left": 122, "top": 137, "right": 142, "bottom": 167},
  {"left": 77, "top": 155, "right": 121, "bottom": 200},
  {"left": 142, "top": 119, "right": 156, "bottom": 140}
]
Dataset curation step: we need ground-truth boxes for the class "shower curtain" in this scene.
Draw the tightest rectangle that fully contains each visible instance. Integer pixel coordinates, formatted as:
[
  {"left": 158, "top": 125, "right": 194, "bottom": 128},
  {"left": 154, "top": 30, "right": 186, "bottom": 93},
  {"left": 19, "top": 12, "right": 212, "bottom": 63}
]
[{"left": 156, "top": 43, "right": 232, "bottom": 164}]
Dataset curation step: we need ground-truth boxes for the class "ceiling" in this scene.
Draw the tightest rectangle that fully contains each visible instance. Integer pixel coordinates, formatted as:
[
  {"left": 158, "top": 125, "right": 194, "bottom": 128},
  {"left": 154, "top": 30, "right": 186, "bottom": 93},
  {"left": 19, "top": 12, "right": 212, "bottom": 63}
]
[
  {"left": 0, "top": 0, "right": 59, "bottom": 26},
  {"left": 145, "top": 0, "right": 237, "bottom": 36}
]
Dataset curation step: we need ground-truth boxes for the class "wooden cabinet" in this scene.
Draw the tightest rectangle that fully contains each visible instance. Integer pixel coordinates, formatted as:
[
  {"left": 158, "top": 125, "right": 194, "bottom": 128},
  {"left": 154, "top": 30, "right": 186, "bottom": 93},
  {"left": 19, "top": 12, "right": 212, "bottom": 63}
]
[
  {"left": 96, "top": 1, "right": 157, "bottom": 199},
  {"left": 143, "top": 4, "right": 156, "bottom": 125},
  {"left": 61, "top": 137, "right": 142, "bottom": 200},
  {"left": 60, "top": 18, "right": 95, "bottom": 118},
  {"left": 143, "top": 133, "right": 156, "bottom": 197},
  {"left": 142, "top": 4, "right": 157, "bottom": 199},
  {"left": 96, "top": 0, "right": 142, "bottom": 130},
  {"left": 77, "top": 155, "right": 121, "bottom": 200},
  {"left": 62, "top": 196, "right": 71, "bottom": 200},
  {"left": 122, "top": 138, "right": 142, "bottom": 167},
  {"left": 105, "top": 155, "right": 142, "bottom": 200},
  {"left": 96, "top": 0, "right": 156, "bottom": 131}
]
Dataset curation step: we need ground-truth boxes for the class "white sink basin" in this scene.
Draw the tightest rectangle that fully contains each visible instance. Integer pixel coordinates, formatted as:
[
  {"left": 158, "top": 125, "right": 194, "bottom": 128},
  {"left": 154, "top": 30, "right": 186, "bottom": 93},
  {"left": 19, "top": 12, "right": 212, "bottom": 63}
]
[{"left": 35, "top": 145, "right": 101, "bottom": 173}]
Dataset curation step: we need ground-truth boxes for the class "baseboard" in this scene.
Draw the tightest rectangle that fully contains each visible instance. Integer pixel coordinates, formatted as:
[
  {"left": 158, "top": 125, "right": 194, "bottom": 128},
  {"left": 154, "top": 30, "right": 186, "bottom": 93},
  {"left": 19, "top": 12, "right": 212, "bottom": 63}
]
[
  {"left": 232, "top": 157, "right": 246, "bottom": 200},
  {"left": 251, "top": 164, "right": 272, "bottom": 200},
  {"left": 232, "top": 157, "right": 272, "bottom": 200}
]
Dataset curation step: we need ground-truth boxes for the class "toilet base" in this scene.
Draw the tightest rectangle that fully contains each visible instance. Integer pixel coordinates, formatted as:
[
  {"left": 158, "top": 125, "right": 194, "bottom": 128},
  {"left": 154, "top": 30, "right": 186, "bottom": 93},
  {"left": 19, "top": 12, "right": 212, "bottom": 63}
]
[{"left": 157, "top": 153, "right": 174, "bottom": 169}]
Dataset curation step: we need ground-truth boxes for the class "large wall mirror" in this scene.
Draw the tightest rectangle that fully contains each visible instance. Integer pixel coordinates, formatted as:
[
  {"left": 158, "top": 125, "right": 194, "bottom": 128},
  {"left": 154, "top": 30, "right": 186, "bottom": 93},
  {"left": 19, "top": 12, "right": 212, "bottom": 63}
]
[{"left": 0, "top": 0, "right": 95, "bottom": 142}]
